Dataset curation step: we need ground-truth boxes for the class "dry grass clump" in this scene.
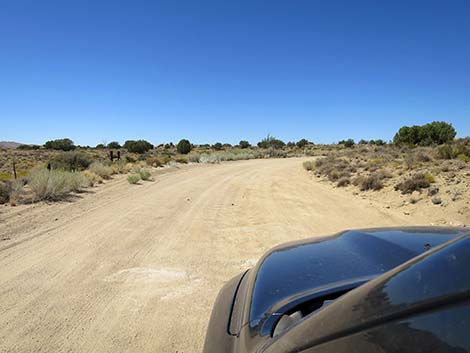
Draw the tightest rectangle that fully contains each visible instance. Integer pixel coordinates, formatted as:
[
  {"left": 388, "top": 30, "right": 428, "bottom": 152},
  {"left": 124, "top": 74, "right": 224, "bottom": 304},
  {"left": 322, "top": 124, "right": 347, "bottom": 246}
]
[
  {"left": 82, "top": 170, "right": 103, "bottom": 186},
  {"left": 313, "top": 157, "right": 354, "bottom": 181},
  {"left": 355, "top": 173, "right": 385, "bottom": 191},
  {"left": 28, "top": 169, "right": 88, "bottom": 201},
  {"left": 175, "top": 156, "right": 188, "bottom": 164},
  {"left": 188, "top": 153, "right": 201, "bottom": 163},
  {"left": 302, "top": 161, "right": 315, "bottom": 171},
  {"left": 111, "top": 160, "right": 133, "bottom": 174},
  {"left": 138, "top": 169, "right": 152, "bottom": 181},
  {"left": 0, "top": 181, "right": 11, "bottom": 204},
  {"left": 394, "top": 172, "right": 435, "bottom": 194},
  {"left": 127, "top": 174, "right": 140, "bottom": 184},
  {"left": 145, "top": 156, "right": 163, "bottom": 167},
  {"left": 88, "top": 162, "right": 113, "bottom": 180},
  {"left": 337, "top": 177, "right": 351, "bottom": 187}
]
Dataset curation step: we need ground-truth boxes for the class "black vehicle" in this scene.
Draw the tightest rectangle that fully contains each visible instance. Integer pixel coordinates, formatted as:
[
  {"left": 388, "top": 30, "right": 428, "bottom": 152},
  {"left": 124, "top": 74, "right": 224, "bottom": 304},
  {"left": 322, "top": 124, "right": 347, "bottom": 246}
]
[{"left": 203, "top": 227, "right": 470, "bottom": 353}]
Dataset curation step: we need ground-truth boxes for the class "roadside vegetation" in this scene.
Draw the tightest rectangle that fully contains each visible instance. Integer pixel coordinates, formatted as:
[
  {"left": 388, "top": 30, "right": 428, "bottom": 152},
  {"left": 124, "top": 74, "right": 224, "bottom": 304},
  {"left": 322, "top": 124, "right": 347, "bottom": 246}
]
[
  {"left": 302, "top": 121, "right": 469, "bottom": 208},
  {"left": 1, "top": 121, "right": 468, "bottom": 208}
]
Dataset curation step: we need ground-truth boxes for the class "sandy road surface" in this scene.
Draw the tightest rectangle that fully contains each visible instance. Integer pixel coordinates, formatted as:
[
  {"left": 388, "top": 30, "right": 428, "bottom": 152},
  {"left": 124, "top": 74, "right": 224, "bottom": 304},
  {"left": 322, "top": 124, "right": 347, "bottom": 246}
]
[{"left": 0, "top": 158, "right": 429, "bottom": 353}]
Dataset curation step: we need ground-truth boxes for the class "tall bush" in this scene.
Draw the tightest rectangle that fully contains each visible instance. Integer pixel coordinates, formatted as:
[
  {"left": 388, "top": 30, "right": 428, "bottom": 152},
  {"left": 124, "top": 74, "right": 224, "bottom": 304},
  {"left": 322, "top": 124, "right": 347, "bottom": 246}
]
[{"left": 176, "top": 139, "right": 192, "bottom": 154}]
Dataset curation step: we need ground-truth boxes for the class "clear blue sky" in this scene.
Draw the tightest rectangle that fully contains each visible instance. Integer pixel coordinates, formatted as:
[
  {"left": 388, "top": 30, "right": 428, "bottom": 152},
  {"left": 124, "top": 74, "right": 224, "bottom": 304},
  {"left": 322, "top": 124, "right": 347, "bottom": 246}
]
[{"left": 1, "top": 0, "right": 469, "bottom": 146}]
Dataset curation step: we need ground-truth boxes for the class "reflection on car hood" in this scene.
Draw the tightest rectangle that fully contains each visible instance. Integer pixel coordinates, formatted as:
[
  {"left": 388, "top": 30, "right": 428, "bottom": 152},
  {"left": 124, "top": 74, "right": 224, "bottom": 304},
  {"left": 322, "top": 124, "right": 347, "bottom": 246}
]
[{"left": 250, "top": 227, "right": 464, "bottom": 327}]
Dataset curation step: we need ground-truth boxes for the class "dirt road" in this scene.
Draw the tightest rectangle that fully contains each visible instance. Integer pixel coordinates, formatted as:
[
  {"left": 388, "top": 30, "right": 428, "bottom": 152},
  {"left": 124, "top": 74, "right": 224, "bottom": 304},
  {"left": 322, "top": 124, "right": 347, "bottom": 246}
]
[{"left": 0, "top": 158, "right": 429, "bottom": 353}]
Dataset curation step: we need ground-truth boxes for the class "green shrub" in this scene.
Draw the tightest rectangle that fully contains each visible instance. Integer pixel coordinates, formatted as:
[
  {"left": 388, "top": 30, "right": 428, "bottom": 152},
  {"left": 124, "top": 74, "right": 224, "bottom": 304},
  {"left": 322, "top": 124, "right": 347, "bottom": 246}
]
[
  {"left": 44, "top": 138, "right": 76, "bottom": 151},
  {"left": 17, "top": 144, "right": 41, "bottom": 150},
  {"left": 257, "top": 135, "right": 285, "bottom": 149},
  {"left": 338, "top": 139, "right": 355, "bottom": 148},
  {"left": 127, "top": 174, "right": 140, "bottom": 184},
  {"left": 139, "top": 169, "right": 152, "bottom": 181},
  {"left": 123, "top": 140, "right": 153, "bottom": 153},
  {"left": 296, "top": 139, "right": 310, "bottom": 148},
  {"left": 176, "top": 139, "right": 192, "bottom": 154},
  {"left": 394, "top": 121, "right": 456, "bottom": 146},
  {"left": 50, "top": 152, "right": 92, "bottom": 171},
  {"left": 212, "top": 142, "right": 223, "bottom": 151},
  {"left": 239, "top": 140, "right": 251, "bottom": 149},
  {"left": 107, "top": 141, "right": 121, "bottom": 149},
  {"left": 88, "top": 162, "right": 113, "bottom": 179}
]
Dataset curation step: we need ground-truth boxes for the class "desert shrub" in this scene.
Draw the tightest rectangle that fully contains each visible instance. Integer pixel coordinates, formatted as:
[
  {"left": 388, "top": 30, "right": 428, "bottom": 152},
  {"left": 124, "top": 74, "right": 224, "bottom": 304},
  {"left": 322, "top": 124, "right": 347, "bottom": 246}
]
[
  {"left": 437, "top": 144, "right": 470, "bottom": 160},
  {"left": 200, "top": 154, "right": 220, "bottom": 164},
  {"left": 107, "top": 141, "right": 121, "bottom": 149},
  {"left": 188, "top": 153, "right": 201, "bottom": 163},
  {"left": 88, "top": 162, "right": 113, "bottom": 179},
  {"left": 212, "top": 142, "right": 223, "bottom": 151},
  {"left": 66, "top": 172, "right": 88, "bottom": 192},
  {"left": 127, "top": 174, "right": 140, "bottom": 184},
  {"left": 8, "top": 180, "right": 27, "bottom": 205},
  {"left": 415, "top": 150, "right": 432, "bottom": 162},
  {"left": 437, "top": 145, "right": 454, "bottom": 159},
  {"left": 159, "top": 156, "right": 172, "bottom": 165},
  {"left": 28, "top": 169, "right": 86, "bottom": 201},
  {"left": 424, "top": 172, "right": 436, "bottom": 183},
  {"left": 145, "top": 156, "right": 159, "bottom": 167},
  {"left": 365, "top": 158, "right": 385, "bottom": 171},
  {"left": 139, "top": 169, "right": 152, "bottom": 181},
  {"left": 17, "top": 144, "right": 41, "bottom": 150},
  {"left": 375, "top": 169, "right": 394, "bottom": 180},
  {"left": 257, "top": 135, "right": 285, "bottom": 149},
  {"left": 175, "top": 156, "right": 188, "bottom": 164},
  {"left": 176, "top": 139, "right": 192, "bottom": 154},
  {"left": 50, "top": 152, "right": 92, "bottom": 171},
  {"left": 239, "top": 140, "right": 251, "bottom": 149},
  {"left": 110, "top": 160, "right": 131, "bottom": 174},
  {"left": 0, "top": 181, "right": 11, "bottom": 204},
  {"left": 337, "top": 177, "right": 351, "bottom": 187},
  {"left": 82, "top": 170, "right": 103, "bottom": 186},
  {"left": 125, "top": 155, "right": 137, "bottom": 163},
  {"left": 296, "top": 139, "right": 310, "bottom": 148},
  {"left": 369, "top": 139, "right": 386, "bottom": 146},
  {"left": 359, "top": 173, "right": 384, "bottom": 191},
  {"left": 123, "top": 140, "right": 153, "bottom": 154},
  {"left": 44, "top": 138, "right": 75, "bottom": 151},
  {"left": 303, "top": 161, "right": 315, "bottom": 171},
  {"left": 338, "top": 139, "right": 355, "bottom": 148},
  {"left": 394, "top": 121, "right": 456, "bottom": 146},
  {"left": 395, "top": 173, "right": 432, "bottom": 194}
]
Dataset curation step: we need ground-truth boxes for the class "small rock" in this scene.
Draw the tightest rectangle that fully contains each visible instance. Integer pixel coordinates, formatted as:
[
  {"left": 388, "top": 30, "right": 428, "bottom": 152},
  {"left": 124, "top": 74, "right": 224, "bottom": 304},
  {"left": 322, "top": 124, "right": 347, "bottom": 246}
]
[{"left": 432, "top": 196, "right": 442, "bottom": 205}]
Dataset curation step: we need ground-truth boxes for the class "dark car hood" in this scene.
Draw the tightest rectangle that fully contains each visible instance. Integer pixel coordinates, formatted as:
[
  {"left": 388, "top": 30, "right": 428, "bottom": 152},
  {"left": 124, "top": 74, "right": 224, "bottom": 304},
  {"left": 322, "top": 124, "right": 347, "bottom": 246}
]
[{"left": 244, "top": 227, "right": 464, "bottom": 337}]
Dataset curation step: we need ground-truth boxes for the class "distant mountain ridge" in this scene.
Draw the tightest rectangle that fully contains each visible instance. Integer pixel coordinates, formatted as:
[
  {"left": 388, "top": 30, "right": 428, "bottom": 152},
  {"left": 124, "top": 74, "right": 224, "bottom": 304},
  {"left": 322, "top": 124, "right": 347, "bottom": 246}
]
[{"left": 0, "top": 141, "right": 23, "bottom": 149}]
